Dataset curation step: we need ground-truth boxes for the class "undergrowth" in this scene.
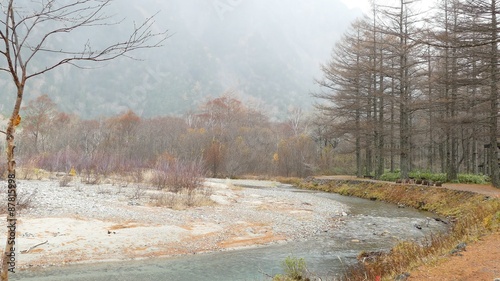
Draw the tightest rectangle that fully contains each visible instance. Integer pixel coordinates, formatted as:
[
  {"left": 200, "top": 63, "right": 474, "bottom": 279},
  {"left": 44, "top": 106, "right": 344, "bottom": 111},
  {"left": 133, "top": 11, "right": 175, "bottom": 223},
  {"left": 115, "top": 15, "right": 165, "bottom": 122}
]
[
  {"left": 379, "top": 171, "right": 489, "bottom": 184},
  {"left": 273, "top": 256, "right": 308, "bottom": 281},
  {"left": 299, "top": 179, "right": 500, "bottom": 281}
]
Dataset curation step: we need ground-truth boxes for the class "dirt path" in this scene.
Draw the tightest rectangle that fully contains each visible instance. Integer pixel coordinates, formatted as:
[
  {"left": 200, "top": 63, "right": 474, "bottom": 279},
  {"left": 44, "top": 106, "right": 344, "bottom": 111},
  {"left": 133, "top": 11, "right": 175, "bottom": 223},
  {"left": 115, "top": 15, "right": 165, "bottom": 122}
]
[
  {"left": 315, "top": 175, "right": 500, "bottom": 197},
  {"left": 409, "top": 182, "right": 500, "bottom": 281},
  {"left": 408, "top": 232, "right": 500, "bottom": 281},
  {"left": 438, "top": 182, "right": 500, "bottom": 198}
]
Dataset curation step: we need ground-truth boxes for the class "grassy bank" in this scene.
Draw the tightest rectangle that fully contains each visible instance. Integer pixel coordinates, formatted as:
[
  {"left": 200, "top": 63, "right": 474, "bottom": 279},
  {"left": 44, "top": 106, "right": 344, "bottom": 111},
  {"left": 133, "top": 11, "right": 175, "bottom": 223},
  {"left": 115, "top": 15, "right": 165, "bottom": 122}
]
[{"left": 298, "top": 178, "right": 500, "bottom": 281}]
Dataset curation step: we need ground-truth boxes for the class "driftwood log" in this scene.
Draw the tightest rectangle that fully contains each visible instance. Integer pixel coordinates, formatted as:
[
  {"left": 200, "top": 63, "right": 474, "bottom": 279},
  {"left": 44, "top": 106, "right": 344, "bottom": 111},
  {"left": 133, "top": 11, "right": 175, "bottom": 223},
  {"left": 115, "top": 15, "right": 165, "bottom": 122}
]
[{"left": 20, "top": 240, "right": 48, "bottom": 254}]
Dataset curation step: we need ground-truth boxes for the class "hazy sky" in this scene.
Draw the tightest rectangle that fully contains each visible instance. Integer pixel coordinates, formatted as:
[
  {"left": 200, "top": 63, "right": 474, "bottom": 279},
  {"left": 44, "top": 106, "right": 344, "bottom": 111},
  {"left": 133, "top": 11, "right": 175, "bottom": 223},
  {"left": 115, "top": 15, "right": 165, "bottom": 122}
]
[
  {"left": 340, "top": 0, "right": 371, "bottom": 13},
  {"left": 0, "top": 0, "right": 375, "bottom": 118},
  {"left": 341, "top": 0, "right": 436, "bottom": 15}
]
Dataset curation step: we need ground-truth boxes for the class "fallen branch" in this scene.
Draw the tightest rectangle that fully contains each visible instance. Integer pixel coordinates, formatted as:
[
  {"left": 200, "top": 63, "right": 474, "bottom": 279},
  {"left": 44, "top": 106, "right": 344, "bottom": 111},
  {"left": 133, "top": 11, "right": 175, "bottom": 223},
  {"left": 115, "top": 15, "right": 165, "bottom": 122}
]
[
  {"left": 20, "top": 240, "right": 48, "bottom": 254},
  {"left": 258, "top": 269, "right": 274, "bottom": 278}
]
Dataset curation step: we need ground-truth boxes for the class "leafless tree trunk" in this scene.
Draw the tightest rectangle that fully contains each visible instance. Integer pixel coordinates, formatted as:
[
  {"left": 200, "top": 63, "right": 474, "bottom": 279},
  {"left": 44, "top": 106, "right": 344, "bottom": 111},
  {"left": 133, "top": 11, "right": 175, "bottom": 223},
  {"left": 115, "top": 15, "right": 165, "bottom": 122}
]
[
  {"left": 314, "top": 19, "right": 373, "bottom": 178},
  {"left": 0, "top": 1, "right": 167, "bottom": 279},
  {"left": 390, "top": 58, "right": 397, "bottom": 173},
  {"left": 376, "top": 49, "right": 385, "bottom": 178},
  {"left": 447, "top": 0, "right": 459, "bottom": 182},
  {"left": 425, "top": 42, "right": 436, "bottom": 172},
  {"left": 488, "top": 0, "right": 500, "bottom": 187},
  {"left": 398, "top": 0, "right": 411, "bottom": 180}
]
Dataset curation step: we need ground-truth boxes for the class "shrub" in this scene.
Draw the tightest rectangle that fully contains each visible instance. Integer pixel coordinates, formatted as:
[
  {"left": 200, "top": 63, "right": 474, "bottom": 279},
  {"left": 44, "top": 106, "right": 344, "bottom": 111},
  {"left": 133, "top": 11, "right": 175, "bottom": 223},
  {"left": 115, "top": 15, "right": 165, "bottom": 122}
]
[
  {"left": 151, "top": 157, "right": 205, "bottom": 192},
  {"left": 380, "top": 171, "right": 490, "bottom": 184},
  {"left": 457, "top": 174, "right": 489, "bottom": 184},
  {"left": 379, "top": 172, "right": 400, "bottom": 182},
  {"left": 59, "top": 175, "right": 72, "bottom": 187},
  {"left": 17, "top": 188, "right": 38, "bottom": 212},
  {"left": 81, "top": 168, "right": 101, "bottom": 185},
  {"left": 0, "top": 159, "right": 6, "bottom": 180},
  {"left": 129, "top": 184, "right": 146, "bottom": 200},
  {"left": 409, "top": 171, "right": 446, "bottom": 182},
  {"left": 0, "top": 187, "right": 37, "bottom": 214},
  {"left": 273, "top": 256, "right": 308, "bottom": 281}
]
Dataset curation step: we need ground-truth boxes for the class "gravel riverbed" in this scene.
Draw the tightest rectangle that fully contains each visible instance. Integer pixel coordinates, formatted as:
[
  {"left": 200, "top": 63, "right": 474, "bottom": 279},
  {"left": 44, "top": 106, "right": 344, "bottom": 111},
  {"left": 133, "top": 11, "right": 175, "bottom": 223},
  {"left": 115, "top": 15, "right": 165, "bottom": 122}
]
[{"left": 1, "top": 178, "right": 348, "bottom": 269}]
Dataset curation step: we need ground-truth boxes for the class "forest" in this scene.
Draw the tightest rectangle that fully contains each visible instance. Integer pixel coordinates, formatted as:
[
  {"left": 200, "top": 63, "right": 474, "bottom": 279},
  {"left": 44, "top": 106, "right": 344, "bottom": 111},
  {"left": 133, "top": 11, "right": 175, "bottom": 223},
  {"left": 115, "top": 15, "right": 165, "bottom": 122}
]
[
  {"left": 3, "top": 0, "right": 500, "bottom": 188},
  {"left": 4, "top": 94, "right": 320, "bottom": 183},
  {"left": 315, "top": 0, "right": 500, "bottom": 187}
]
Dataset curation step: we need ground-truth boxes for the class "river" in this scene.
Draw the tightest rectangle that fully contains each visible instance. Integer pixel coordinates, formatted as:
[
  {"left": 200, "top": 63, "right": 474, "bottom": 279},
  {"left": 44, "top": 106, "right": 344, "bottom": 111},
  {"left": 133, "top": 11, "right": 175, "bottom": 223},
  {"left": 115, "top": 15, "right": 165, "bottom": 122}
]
[{"left": 12, "top": 186, "right": 448, "bottom": 281}]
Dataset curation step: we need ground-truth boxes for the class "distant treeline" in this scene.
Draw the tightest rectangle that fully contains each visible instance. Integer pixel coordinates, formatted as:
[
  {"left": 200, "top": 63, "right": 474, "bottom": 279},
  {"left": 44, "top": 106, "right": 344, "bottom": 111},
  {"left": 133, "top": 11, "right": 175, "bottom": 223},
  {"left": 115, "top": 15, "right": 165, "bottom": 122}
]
[{"left": 6, "top": 94, "right": 335, "bottom": 180}]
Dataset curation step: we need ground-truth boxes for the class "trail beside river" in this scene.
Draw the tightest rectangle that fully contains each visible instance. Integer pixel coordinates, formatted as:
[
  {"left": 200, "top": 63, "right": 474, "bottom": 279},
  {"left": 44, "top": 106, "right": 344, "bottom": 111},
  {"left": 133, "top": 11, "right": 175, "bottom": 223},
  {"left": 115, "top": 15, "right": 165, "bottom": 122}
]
[{"left": 315, "top": 175, "right": 500, "bottom": 281}]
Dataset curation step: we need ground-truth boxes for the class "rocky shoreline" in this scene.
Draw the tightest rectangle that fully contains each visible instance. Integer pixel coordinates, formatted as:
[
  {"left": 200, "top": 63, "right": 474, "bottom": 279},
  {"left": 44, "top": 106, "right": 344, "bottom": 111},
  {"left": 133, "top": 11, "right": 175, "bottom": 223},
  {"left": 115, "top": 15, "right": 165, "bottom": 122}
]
[{"left": 2, "top": 178, "right": 348, "bottom": 269}]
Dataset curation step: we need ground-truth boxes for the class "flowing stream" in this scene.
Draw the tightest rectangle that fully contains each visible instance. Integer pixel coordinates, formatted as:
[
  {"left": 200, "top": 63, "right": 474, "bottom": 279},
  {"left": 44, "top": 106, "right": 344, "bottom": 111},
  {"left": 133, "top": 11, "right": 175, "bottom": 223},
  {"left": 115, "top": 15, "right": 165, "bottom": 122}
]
[{"left": 12, "top": 186, "right": 448, "bottom": 281}]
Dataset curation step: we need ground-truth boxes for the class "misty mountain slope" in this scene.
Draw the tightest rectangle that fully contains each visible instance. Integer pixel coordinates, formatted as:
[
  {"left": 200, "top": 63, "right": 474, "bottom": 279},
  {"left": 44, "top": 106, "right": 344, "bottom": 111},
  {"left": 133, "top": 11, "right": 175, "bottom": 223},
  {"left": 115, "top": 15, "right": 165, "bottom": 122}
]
[{"left": 1, "top": 0, "right": 362, "bottom": 118}]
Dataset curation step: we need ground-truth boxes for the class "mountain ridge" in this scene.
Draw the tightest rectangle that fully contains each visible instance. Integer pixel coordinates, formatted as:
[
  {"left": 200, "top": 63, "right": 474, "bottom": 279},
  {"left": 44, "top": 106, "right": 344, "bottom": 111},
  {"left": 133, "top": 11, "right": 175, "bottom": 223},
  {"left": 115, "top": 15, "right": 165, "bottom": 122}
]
[{"left": 0, "top": 0, "right": 362, "bottom": 119}]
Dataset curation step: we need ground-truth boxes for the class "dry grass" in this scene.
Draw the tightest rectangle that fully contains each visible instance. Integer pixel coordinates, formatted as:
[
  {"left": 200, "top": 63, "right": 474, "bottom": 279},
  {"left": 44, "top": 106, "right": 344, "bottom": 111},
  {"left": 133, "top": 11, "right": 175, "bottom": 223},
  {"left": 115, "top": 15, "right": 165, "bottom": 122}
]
[
  {"left": 18, "top": 167, "right": 51, "bottom": 180},
  {"left": 269, "top": 176, "right": 303, "bottom": 186},
  {"left": 236, "top": 175, "right": 303, "bottom": 187},
  {"left": 5, "top": 162, "right": 212, "bottom": 212},
  {"left": 0, "top": 185, "right": 38, "bottom": 215},
  {"left": 151, "top": 188, "right": 214, "bottom": 210},
  {"left": 108, "top": 222, "right": 143, "bottom": 231},
  {"left": 299, "top": 179, "right": 500, "bottom": 281}
]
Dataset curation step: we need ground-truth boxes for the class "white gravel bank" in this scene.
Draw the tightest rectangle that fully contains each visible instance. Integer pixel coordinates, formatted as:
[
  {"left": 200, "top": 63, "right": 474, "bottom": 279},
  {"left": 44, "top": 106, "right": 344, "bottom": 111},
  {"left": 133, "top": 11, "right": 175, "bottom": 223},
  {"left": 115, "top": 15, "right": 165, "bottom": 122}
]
[{"left": 1, "top": 178, "right": 348, "bottom": 269}]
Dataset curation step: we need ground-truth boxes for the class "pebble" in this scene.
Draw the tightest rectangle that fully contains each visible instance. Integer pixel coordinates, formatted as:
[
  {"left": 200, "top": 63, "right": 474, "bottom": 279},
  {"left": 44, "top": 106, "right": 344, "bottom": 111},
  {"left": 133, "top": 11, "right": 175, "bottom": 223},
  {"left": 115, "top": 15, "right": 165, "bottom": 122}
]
[
  {"left": 14, "top": 179, "right": 348, "bottom": 243},
  {"left": 395, "top": 272, "right": 410, "bottom": 281}
]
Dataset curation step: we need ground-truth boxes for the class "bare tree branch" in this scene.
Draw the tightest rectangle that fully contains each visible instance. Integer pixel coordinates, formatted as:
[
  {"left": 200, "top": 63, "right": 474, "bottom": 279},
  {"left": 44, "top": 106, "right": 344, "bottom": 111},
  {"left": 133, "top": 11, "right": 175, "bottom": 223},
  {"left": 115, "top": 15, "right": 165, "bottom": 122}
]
[
  {"left": 0, "top": 0, "right": 168, "bottom": 80},
  {"left": 0, "top": 1, "right": 169, "bottom": 280},
  {"left": 27, "top": 12, "right": 168, "bottom": 78}
]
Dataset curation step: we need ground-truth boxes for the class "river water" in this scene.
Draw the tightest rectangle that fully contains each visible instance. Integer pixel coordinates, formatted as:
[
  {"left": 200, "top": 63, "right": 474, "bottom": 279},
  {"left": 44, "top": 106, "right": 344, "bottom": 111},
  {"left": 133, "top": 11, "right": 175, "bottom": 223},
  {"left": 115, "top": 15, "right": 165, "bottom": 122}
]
[{"left": 12, "top": 187, "right": 448, "bottom": 281}]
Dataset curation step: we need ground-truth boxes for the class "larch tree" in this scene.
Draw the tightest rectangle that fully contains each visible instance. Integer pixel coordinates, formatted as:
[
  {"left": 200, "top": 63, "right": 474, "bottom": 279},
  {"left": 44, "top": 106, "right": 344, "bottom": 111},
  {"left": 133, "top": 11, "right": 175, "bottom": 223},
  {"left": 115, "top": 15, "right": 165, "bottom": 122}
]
[
  {"left": 430, "top": 0, "right": 462, "bottom": 181},
  {"left": 0, "top": 1, "right": 167, "bottom": 279},
  {"left": 435, "top": 0, "right": 500, "bottom": 186},
  {"left": 366, "top": 1, "right": 393, "bottom": 179},
  {"left": 467, "top": 0, "right": 500, "bottom": 187},
  {"left": 376, "top": 0, "right": 423, "bottom": 180},
  {"left": 314, "top": 19, "right": 373, "bottom": 178}
]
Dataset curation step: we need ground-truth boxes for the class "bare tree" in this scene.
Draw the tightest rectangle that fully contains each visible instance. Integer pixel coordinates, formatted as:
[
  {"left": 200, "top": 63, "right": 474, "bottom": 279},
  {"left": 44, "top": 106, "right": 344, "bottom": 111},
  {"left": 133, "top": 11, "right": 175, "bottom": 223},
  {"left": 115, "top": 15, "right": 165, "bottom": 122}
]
[
  {"left": 376, "top": 0, "right": 424, "bottom": 180},
  {"left": 286, "top": 107, "right": 308, "bottom": 137},
  {"left": 20, "top": 94, "right": 58, "bottom": 154},
  {"left": 0, "top": 0, "right": 167, "bottom": 279},
  {"left": 314, "top": 19, "right": 372, "bottom": 178},
  {"left": 427, "top": 0, "right": 500, "bottom": 185}
]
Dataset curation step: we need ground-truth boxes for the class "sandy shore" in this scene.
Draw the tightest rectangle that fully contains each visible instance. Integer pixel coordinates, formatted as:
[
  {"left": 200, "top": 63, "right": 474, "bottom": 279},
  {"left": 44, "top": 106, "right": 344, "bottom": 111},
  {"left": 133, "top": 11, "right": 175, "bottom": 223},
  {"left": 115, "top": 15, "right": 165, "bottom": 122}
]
[{"left": 1, "top": 178, "right": 346, "bottom": 270}]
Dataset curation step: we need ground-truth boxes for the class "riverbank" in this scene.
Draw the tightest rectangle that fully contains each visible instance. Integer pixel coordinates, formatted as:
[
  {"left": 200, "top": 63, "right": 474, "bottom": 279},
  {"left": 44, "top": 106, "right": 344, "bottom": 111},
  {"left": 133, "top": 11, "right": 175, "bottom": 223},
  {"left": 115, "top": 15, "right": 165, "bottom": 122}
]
[
  {"left": 302, "top": 177, "right": 500, "bottom": 281},
  {"left": 4, "top": 176, "right": 499, "bottom": 280},
  {"left": 2, "top": 178, "right": 347, "bottom": 270}
]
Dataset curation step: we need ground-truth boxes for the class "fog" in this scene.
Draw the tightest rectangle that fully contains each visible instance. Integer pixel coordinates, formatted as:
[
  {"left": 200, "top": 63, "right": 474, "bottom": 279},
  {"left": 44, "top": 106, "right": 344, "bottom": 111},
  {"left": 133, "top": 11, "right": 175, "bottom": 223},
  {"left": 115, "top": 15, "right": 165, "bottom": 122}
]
[{"left": 1, "top": 0, "right": 362, "bottom": 118}]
